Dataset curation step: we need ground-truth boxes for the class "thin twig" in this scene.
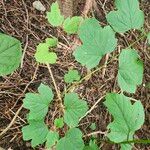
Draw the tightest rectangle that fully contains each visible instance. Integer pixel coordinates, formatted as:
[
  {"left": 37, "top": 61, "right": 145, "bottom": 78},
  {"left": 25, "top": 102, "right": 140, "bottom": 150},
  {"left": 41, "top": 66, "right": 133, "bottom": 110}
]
[
  {"left": 2, "top": 0, "right": 7, "bottom": 16},
  {"left": 66, "top": 33, "right": 147, "bottom": 95},
  {"left": 82, "top": 0, "right": 94, "bottom": 17},
  {"left": 65, "top": 58, "right": 113, "bottom": 94},
  {"left": 101, "top": 54, "right": 109, "bottom": 78},
  {"left": 0, "top": 64, "right": 39, "bottom": 137},
  {"left": 83, "top": 130, "right": 107, "bottom": 137},
  {"left": 79, "top": 96, "right": 105, "bottom": 121},
  {"left": 12, "top": 64, "right": 39, "bottom": 109},
  {"left": 46, "top": 64, "right": 64, "bottom": 112},
  {"left": 0, "top": 105, "right": 23, "bottom": 137},
  {"left": 22, "top": 0, "right": 29, "bottom": 29},
  {"left": 21, "top": 35, "right": 28, "bottom": 68},
  {"left": 21, "top": 0, "right": 29, "bottom": 68},
  {"left": 9, "top": 109, "right": 26, "bottom": 124}
]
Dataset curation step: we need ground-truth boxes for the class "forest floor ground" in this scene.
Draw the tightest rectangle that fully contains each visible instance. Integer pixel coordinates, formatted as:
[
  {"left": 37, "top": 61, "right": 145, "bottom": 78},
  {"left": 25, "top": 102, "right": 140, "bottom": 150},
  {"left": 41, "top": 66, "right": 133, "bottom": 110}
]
[{"left": 0, "top": 0, "right": 150, "bottom": 149}]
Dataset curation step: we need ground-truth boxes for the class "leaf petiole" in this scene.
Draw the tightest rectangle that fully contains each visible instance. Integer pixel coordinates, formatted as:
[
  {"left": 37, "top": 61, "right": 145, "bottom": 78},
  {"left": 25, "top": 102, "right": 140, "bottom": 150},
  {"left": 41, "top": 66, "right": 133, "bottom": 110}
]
[{"left": 46, "top": 63, "right": 64, "bottom": 113}]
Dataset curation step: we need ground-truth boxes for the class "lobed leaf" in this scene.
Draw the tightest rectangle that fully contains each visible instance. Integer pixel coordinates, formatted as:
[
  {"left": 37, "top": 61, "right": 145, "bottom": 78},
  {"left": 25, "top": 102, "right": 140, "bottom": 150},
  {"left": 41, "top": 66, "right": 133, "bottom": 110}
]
[
  {"left": 34, "top": 38, "right": 57, "bottom": 64},
  {"left": 64, "top": 93, "right": 88, "bottom": 127},
  {"left": 106, "top": 0, "right": 144, "bottom": 33},
  {"left": 147, "top": 32, "right": 150, "bottom": 45},
  {"left": 63, "top": 16, "right": 83, "bottom": 34},
  {"left": 46, "top": 131, "right": 59, "bottom": 149},
  {"left": 45, "top": 37, "right": 58, "bottom": 47},
  {"left": 73, "top": 18, "right": 117, "bottom": 69},
  {"left": 23, "top": 83, "right": 54, "bottom": 120},
  {"left": 46, "top": 2, "right": 64, "bottom": 27},
  {"left": 22, "top": 120, "right": 49, "bottom": 147},
  {"left": 104, "top": 93, "right": 145, "bottom": 149},
  {"left": 56, "top": 128, "right": 84, "bottom": 150},
  {"left": 84, "top": 140, "right": 99, "bottom": 150},
  {"left": 54, "top": 117, "right": 64, "bottom": 128},
  {"left": 90, "top": 123, "right": 96, "bottom": 130},
  {"left": 64, "top": 69, "right": 80, "bottom": 83},
  {"left": 118, "top": 49, "right": 143, "bottom": 93},
  {"left": 121, "top": 144, "right": 133, "bottom": 150},
  {"left": 0, "top": 33, "right": 22, "bottom": 76}
]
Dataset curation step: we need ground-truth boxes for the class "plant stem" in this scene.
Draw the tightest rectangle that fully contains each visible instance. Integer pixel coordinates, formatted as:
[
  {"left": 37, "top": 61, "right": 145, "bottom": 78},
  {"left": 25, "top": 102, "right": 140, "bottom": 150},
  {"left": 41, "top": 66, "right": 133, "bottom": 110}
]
[
  {"left": 64, "top": 33, "right": 147, "bottom": 95},
  {"left": 119, "top": 139, "right": 150, "bottom": 144},
  {"left": 64, "top": 55, "right": 117, "bottom": 94},
  {"left": 96, "top": 139, "right": 150, "bottom": 145},
  {"left": 46, "top": 64, "right": 64, "bottom": 112},
  {"left": 79, "top": 95, "right": 105, "bottom": 121},
  {"left": 127, "top": 34, "right": 146, "bottom": 48}
]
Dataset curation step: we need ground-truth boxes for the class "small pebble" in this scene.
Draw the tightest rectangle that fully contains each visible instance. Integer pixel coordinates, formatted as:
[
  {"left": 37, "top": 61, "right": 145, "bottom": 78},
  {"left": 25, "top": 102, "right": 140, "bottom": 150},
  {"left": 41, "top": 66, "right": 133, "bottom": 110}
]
[{"left": 33, "top": 1, "right": 46, "bottom": 12}]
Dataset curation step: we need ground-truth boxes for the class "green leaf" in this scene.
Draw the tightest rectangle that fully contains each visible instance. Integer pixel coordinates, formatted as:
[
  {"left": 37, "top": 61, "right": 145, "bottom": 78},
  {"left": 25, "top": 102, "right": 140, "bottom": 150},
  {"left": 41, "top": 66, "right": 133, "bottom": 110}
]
[
  {"left": 54, "top": 117, "right": 64, "bottom": 128},
  {"left": 56, "top": 128, "right": 84, "bottom": 150},
  {"left": 63, "top": 16, "right": 83, "bottom": 34},
  {"left": 73, "top": 18, "right": 117, "bottom": 69},
  {"left": 22, "top": 120, "right": 49, "bottom": 147},
  {"left": 0, "top": 33, "right": 22, "bottom": 76},
  {"left": 84, "top": 145, "right": 98, "bottom": 150},
  {"left": 84, "top": 140, "right": 99, "bottom": 150},
  {"left": 118, "top": 49, "right": 143, "bottom": 93},
  {"left": 106, "top": 0, "right": 144, "bottom": 33},
  {"left": 147, "top": 32, "right": 150, "bottom": 45},
  {"left": 46, "top": 2, "right": 64, "bottom": 27},
  {"left": 34, "top": 42, "right": 57, "bottom": 64},
  {"left": 121, "top": 144, "right": 133, "bottom": 150},
  {"left": 64, "top": 69, "right": 80, "bottom": 83},
  {"left": 104, "top": 93, "right": 145, "bottom": 149},
  {"left": 90, "top": 123, "right": 96, "bottom": 130},
  {"left": 46, "top": 131, "right": 59, "bottom": 149},
  {"left": 64, "top": 93, "right": 88, "bottom": 127},
  {"left": 146, "top": 82, "right": 150, "bottom": 89},
  {"left": 45, "top": 37, "right": 58, "bottom": 47},
  {"left": 23, "top": 83, "right": 54, "bottom": 120}
]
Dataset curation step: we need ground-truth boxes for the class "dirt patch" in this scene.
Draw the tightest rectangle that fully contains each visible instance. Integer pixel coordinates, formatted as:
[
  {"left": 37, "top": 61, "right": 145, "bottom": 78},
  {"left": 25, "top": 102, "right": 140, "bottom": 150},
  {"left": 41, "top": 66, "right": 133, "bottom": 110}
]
[{"left": 0, "top": 0, "right": 150, "bottom": 149}]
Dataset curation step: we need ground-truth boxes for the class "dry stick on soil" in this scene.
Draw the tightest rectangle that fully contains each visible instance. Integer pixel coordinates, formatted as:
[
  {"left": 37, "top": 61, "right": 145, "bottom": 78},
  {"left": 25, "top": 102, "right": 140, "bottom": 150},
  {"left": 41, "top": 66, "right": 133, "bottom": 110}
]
[
  {"left": 0, "top": 64, "right": 39, "bottom": 138},
  {"left": 65, "top": 55, "right": 117, "bottom": 94},
  {"left": 101, "top": 54, "right": 109, "bottom": 78},
  {"left": 98, "top": 0, "right": 109, "bottom": 79},
  {"left": 57, "top": 0, "right": 74, "bottom": 17},
  {"left": 66, "top": 34, "right": 146, "bottom": 94},
  {"left": 46, "top": 64, "right": 64, "bottom": 113},
  {"left": 2, "top": 0, "right": 7, "bottom": 16},
  {"left": 79, "top": 95, "right": 105, "bottom": 121},
  {"left": 67, "top": 0, "right": 106, "bottom": 92},
  {"left": 83, "top": 130, "right": 107, "bottom": 138},
  {"left": 0, "top": 105, "right": 23, "bottom": 138},
  {"left": 82, "top": 0, "right": 94, "bottom": 16},
  {"left": 72, "top": 34, "right": 146, "bottom": 122},
  {"left": 93, "top": 0, "right": 104, "bottom": 19},
  {"left": 21, "top": 0, "right": 29, "bottom": 68},
  {"left": 31, "top": 23, "right": 69, "bottom": 49},
  {"left": 21, "top": 35, "right": 28, "bottom": 68},
  {"left": 58, "top": 0, "right": 94, "bottom": 17},
  {"left": 9, "top": 109, "right": 26, "bottom": 124},
  {"left": 70, "top": 0, "right": 94, "bottom": 49}
]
